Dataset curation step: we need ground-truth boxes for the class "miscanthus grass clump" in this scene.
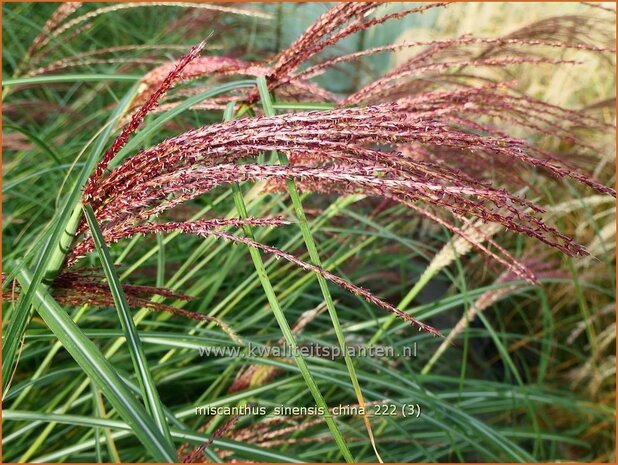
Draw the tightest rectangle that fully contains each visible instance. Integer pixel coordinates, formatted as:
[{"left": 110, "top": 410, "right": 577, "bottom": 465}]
[{"left": 3, "top": 2, "right": 615, "bottom": 463}]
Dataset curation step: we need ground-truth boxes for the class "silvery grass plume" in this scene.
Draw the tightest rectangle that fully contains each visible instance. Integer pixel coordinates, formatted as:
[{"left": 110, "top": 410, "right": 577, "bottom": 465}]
[{"left": 567, "top": 301, "right": 615, "bottom": 398}]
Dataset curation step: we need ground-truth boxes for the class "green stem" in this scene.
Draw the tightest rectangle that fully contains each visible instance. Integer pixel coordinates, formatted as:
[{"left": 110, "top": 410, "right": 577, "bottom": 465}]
[
  {"left": 84, "top": 204, "right": 175, "bottom": 453},
  {"left": 2, "top": 87, "right": 138, "bottom": 396},
  {"left": 256, "top": 76, "right": 382, "bottom": 462},
  {"left": 16, "top": 268, "right": 177, "bottom": 462},
  {"left": 224, "top": 102, "right": 353, "bottom": 463}
]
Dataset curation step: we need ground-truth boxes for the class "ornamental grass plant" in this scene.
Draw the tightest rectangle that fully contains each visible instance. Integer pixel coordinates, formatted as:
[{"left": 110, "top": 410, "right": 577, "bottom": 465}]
[{"left": 2, "top": 2, "right": 616, "bottom": 462}]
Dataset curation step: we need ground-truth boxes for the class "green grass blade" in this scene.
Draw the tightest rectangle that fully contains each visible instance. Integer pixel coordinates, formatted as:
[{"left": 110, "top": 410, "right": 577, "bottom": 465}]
[
  {"left": 224, "top": 101, "right": 353, "bottom": 463},
  {"left": 92, "top": 384, "right": 122, "bottom": 462},
  {"left": 156, "top": 233, "right": 165, "bottom": 288},
  {"left": 3, "top": 124, "right": 62, "bottom": 165},
  {"left": 15, "top": 267, "right": 178, "bottom": 462},
  {"left": 2, "top": 74, "right": 141, "bottom": 86},
  {"left": 83, "top": 204, "right": 176, "bottom": 454},
  {"left": 256, "top": 76, "right": 382, "bottom": 462},
  {"left": 2, "top": 86, "right": 139, "bottom": 395},
  {"left": 89, "top": 383, "right": 104, "bottom": 463},
  {"left": 4, "top": 410, "right": 303, "bottom": 463}
]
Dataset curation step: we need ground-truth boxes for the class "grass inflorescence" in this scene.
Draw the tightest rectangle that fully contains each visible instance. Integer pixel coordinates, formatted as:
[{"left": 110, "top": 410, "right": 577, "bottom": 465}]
[{"left": 3, "top": 2, "right": 616, "bottom": 463}]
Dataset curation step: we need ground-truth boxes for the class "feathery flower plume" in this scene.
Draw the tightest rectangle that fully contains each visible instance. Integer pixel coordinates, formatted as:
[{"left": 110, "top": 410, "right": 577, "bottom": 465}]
[
  {"left": 132, "top": 3, "right": 449, "bottom": 106},
  {"left": 24, "top": 3, "right": 82, "bottom": 59},
  {"left": 39, "top": 2, "right": 611, "bottom": 343},
  {"left": 70, "top": 219, "right": 441, "bottom": 336},
  {"left": 83, "top": 40, "right": 206, "bottom": 201},
  {"left": 296, "top": 35, "right": 614, "bottom": 84},
  {"left": 34, "top": 2, "right": 270, "bottom": 55},
  {"left": 181, "top": 415, "right": 240, "bottom": 463},
  {"left": 1, "top": 271, "right": 243, "bottom": 345},
  {"left": 70, "top": 217, "right": 291, "bottom": 262},
  {"left": 265, "top": 3, "right": 448, "bottom": 93}
]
